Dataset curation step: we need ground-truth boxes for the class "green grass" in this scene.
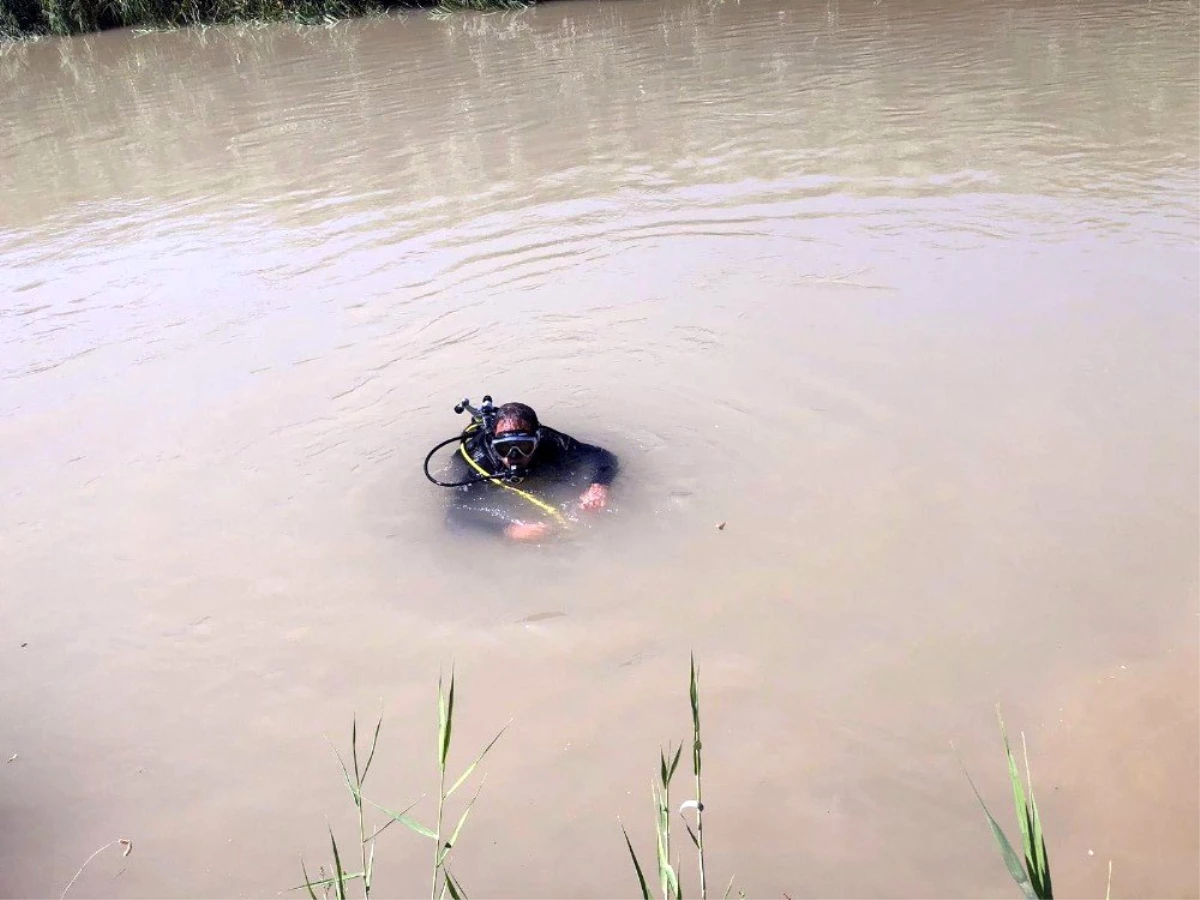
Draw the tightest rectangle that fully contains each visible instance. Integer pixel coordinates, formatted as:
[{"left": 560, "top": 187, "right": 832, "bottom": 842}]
[
  {"left": 965, "top": 706, "right": 1109, "bottom": 900},
  {"left": 622, "top": 654, "right": 715, "bottom": 900},
  {"left": 298, "top": 670, "right": 504, "bottom": 899},
  {"left": 301, "top": 660, "right": 1107, "bottom": 899},
  {"left": 0, "top": 0, "right": 529, "bottom": 40},
  {"left": 964, "top": 707, "right": 1055, "bottom": 900}
]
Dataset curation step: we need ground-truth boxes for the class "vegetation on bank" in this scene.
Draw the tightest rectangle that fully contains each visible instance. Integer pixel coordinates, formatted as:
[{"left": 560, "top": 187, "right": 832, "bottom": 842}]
[
  {"left": 298, "top": 658, "right": 1101, "bottom": 900},
  {"left": 0, "top": 0, "right": 525, "bottom": 40}
]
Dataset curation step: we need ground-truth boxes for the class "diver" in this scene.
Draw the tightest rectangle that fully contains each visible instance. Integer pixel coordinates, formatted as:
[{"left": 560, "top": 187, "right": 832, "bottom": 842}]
[{"left": 428, "top": 399, "right": 618, "bottom": 541}]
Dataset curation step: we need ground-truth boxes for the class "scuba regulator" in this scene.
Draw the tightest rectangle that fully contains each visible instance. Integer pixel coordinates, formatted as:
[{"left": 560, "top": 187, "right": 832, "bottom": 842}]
[{"left": 423, "top": 395, "right": 526, "bottom": 488}]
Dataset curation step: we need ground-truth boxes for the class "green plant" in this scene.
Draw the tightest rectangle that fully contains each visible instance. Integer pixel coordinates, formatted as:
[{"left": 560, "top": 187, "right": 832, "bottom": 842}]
[
  {"left": 969, "top": 710, "right": 1056, "bottom": 900},
  {"left": 965, "top": 707, "right": 1053, "bottom": 900},
  {"left": 294, "top": 663, "right": 1126, "bottom": 900},
  {"left": 297, "top": 671, "right": 504, "bottom": 899},
  {"left": 623, "top": 654, "right": 718, "bottom": 900}
]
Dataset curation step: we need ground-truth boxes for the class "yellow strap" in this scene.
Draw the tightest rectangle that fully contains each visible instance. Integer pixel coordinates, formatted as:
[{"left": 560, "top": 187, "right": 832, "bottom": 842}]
[{"left": 459, "top": 442, "right": 568, "bottom": 527}]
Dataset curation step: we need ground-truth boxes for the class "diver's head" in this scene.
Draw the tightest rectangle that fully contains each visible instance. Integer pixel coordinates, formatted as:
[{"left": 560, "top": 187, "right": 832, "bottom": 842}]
[{"left": 490, "top": 402, "right": 541, "bottom": 469}]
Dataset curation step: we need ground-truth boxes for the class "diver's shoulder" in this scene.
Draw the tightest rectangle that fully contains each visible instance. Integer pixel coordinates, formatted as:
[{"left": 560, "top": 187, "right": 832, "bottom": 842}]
[
  {"left": 541, "top": 425, "right": 613, "bottom": 456},
  {"left": 539, "top": 425, "right": 569, "bottom": 441},
  {"left": 540, "top": 425, "right": 585, "bottom": 450}
]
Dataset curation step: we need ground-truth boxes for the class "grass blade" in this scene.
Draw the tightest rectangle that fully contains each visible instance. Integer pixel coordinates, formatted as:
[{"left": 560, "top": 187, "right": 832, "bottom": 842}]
[
  {"left": 446, "top": 725, "right": 507, "bottom": 798},
  {"left": 437, "top": 787, "right": 482, "bottom": 866},
  {"left": 964, "top": 766, "right": 1037, "bottom": 899},
  {"left": 1021, "top": 732, "right": 1053, "bottom": 898},
  {"left": 328, "top": 829, "right": 346, "bottom": 900},
  {"left": 1106, "top": 860, "right": 1113, "bottom": 900},
  {"left": 362, "top": 715, "right": 383, "bottom": 781},
  {"left": 438, "top": 674, "right": 447, "bottom": 769},
  {"left": 998, "top": 710, "right": 1036, "bottom": 881},
  {"left": 667, "top": 744, "right": 683, "bottom": 784},
  {"left": 661, "top": 861, "right": 680, "bottom": 900},
  {"left": 330, "top": 744, "right": 360, "bottom": 807},
  {"left": 351, "top": 716, "right": 360, "bottom": 784},
  {"left": 652, "top": 782, "right": 672, "bottom": 900},
  {"left": 364, "top": 798, "right": 422, "bottom": 841},
  {"left": 444, "top": 867, "right": 468, "bottom": 900},
  {"left": 292, "top": 872, "right": 366, "bottom": 892},
  {"left": 299, "top": 858, "right": 319, "bottom": 900},
  {"left": 996, "top": 708, "right": 1053, "bottom": 899},
  {"left": 622, "top": 824, "right": 652, "bottom": 900},
  {"left": 654, "top": 781, "right": 679, "bottom": 900},
  {"left": 690, "top": 654, "right": 701, "bottom": 778},
  {"left": 723, "top": 874, "right": 736, "bottom": 899},
  {"left": 439, "top": 670, "right": 456, "bottom": 771},
  {"left": 367, "top": 799, "right": 437, "bottom": 840}
]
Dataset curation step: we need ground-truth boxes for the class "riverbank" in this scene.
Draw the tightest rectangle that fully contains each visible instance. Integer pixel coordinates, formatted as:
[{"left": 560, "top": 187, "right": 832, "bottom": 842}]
[{"left": 0, "top": 0, "right": 522, "bottom": 40}]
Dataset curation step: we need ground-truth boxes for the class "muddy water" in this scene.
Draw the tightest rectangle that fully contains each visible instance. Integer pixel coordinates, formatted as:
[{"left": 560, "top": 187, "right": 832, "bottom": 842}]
[{"left": 1, "top": 0, "right": 1197, "bottom": 896}]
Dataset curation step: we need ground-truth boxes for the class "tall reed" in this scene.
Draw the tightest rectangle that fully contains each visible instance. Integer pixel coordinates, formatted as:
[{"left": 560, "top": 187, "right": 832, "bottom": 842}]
[
  {"left": 298, "top": 671, "right": 503, "bottom": 899},
  {"left": 623, "top": 654, "right": 718, "bottom": 900},
  {"left": 965, "top": 707, "right": 1054, "bottom": 900},
  {"left": 295, "top": 664, "right": 1118, "bottom": 899}
]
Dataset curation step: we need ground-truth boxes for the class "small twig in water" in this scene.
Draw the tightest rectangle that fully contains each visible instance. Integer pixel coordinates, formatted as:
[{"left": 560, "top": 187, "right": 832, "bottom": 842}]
[{"left": 60, "top": 839, "right": 132, "bottom": 899}]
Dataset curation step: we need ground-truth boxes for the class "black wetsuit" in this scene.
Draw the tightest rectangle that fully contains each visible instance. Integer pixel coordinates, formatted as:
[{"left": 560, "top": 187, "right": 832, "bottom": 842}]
[{"left": 444, "top": 427, "right": 618, "bottom": 535}]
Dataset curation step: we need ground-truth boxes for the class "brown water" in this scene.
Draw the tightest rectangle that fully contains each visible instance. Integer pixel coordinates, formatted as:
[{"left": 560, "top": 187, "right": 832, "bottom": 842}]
[{"left": 1, "top": 0, "right": 1198, "bottom": 896}]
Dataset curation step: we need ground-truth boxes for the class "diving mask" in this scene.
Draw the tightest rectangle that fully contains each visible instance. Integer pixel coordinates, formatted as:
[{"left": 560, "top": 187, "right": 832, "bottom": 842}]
[{"left": 491, "top": 431, "right": 540, "bottom": 465}]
